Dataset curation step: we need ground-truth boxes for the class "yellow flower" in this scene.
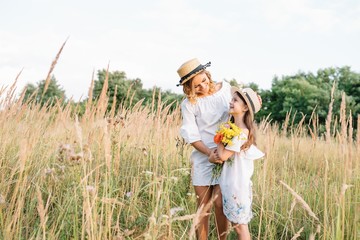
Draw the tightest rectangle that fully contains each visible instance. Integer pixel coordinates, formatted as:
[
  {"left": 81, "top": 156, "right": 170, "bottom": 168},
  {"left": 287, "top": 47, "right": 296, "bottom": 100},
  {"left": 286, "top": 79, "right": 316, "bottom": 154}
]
[
  {"left": 214, "top": 121, "right": 242, "bottom": 146},
  {"left": 212, "top": 121, "right": 243, "bottom": 180}
]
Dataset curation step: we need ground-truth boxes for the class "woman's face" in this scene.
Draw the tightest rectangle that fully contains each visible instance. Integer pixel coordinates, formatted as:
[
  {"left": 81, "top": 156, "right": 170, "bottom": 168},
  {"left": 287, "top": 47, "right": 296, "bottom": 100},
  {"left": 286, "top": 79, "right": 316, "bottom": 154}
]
[
  {"left": 192, "top": 72, "right": 210, "bottom": 97},
  {"left": 229, "top": 93, "right": 248, "bottom": 115}
]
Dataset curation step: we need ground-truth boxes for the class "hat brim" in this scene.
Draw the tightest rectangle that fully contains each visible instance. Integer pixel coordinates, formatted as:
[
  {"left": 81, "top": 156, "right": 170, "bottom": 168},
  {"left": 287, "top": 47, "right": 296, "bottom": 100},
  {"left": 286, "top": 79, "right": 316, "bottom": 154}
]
[
  {"left": 177, "top": 62, "right": 211, "bottom": 86},
  {"left": 231, "top": 87, "right": 254, "bottom": 119},
  {"left": 177, "top": 69, "right": 204, "bottom": 86}
]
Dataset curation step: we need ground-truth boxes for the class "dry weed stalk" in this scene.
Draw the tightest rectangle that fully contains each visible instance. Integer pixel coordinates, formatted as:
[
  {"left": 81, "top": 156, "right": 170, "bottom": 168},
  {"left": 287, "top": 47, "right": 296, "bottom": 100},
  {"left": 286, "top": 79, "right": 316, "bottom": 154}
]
[
  {"left": 325, "top": 81, "right": 336, "bottom": 143},
  {"left": 348, "top": 112, "right": 353, "bottom": 175},
  {"left": 332, "top": 115, "right": 338, "bottom": 138},
  {"left": 257, "top": 126, "right": 272, "bottom": 239},
  {"left": 323, "top": 157, "right": 329, "bottom": 240},
  {"left": 96, "top": 63, "right": 109, "bottom": 118},
  {"left": 282, "top": 109, "right": 291, "bottom": 137},
  {"left": 340, "top": 92, "right": 347, "bottom": 143},
  {"left": 279, "top": 180, "right": 319, "bottom": 222},
  {"left": 36, "top": 185, "right": 52, "bottom": 240},
  {"left": 357, "top": 115, "right": 360, "bottom": 149},
  {"left": 42, "top": 38, "right": 68, "bottom": 97},
  {"left": 5, "top": 138, "right": 29, "bottom": 237},
  {"left": 102, "top": 119, "right": 112, "bottom": 170},
  {"left": 258, "top": 114, "right": 272, "bottom": 134},
  {"left": 11, "top": 86, "right": 27, "bottom": 113},
  {"left": 288, "top": 198, "right": 297, "bottom": 219},
  {"left": 308, "top": 109, "right": 318, "bottom": 143},
  {"left": 188, "top": 194, "right": 217, "bottom": 239},
  {"left": 83, "top": 70, "right": 95, "bottom": 122},
  {"left": 295, "top": 114, "right": 306, "bottom": 138},
  {"left": 109, "top": 85, "right": 118, "bottom": 119},
  {"left": 348, "top": 112, "right": 353, "bottom": 143},
  {"left": 4, "top": 68, "right": 23, "bottom": 108},
  {"left": 290, "top": 227, "right": 304, "bottom": 240}
]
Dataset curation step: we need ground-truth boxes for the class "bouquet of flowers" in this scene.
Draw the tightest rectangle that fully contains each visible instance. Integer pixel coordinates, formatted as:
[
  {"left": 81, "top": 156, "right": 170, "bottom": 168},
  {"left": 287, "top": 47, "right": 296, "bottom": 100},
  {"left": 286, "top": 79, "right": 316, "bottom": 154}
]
[
  {"left": 214, "top": 121, "right": 242, "bottom": 146},
  {"left": 212, "top": 121, "right": 243, "bottom": 179}
]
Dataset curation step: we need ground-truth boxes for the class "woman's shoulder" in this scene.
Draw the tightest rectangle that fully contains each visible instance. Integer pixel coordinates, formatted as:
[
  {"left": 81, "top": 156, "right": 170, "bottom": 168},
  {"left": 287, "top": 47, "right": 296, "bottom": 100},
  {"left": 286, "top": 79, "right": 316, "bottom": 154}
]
[{"left": 181, "top": 98, "right": 194, "bottom": 108}]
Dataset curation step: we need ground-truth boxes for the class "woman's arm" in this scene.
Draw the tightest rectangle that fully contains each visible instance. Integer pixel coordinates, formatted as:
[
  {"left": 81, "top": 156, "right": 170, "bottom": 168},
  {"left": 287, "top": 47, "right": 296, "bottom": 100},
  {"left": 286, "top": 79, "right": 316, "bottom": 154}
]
[
  {"left": 191, "top": 141, "right": 212, "bottom": 156},
  {"left": 217, "top": 143, "right": 235, "bottom": 161}
]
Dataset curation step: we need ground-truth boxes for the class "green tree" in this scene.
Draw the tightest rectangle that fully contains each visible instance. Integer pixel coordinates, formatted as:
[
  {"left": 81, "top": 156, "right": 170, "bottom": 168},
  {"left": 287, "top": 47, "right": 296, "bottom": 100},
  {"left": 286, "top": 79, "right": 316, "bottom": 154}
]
[
  {"left": 23, "top": 76, "right": 66, "bottom": 106},
  {"left": 93, "top": 69, "right": 183, "bottom": 113},
  {"left": 93, "top": 70, "right": 143, "bottom": 111},
  {"left": 258, "top": 66, "right": 360, "bottom": 130}
]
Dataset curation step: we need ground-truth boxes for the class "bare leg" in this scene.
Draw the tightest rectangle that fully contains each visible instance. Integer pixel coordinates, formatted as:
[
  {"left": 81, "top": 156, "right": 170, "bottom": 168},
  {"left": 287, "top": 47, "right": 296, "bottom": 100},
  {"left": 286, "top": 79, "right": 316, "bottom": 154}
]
[
  {"left": 213, "top": 185, "right": 228, "bottom": 240},
  {"left": 233, "top": 224, "right": 251, "bottom": 240},
  {"left": 194, "top": 186, "right": 213, "bottom": 240}
]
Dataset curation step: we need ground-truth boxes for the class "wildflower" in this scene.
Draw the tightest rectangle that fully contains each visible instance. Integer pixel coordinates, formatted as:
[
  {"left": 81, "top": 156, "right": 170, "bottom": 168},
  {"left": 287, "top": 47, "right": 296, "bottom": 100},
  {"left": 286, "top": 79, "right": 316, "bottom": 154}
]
[
  {"left": 170, "top": 176, "right": 178, "bottom": 182},
  {"left": 142, "top": 147, "right": 148, "bottom": 156},
  {"left": 44, "top": 168, "right": 54, "bottom": 175},
  {"left": 214, "top": 121, "right": 242, "bottom": 146},
  {"left": 86, "top": 185, "right": 96, "bottom": 195},
  {"left": 179, "top": 168, "right": 190, "bottom": 175},
  {"left": 70, "top": 152, "right": 83, "bottom": 161},
  {"left": 142, "top": 170, "right": 153, "bottom": 175},
  {"left": 170, "top": 207, "right": 184, "bottom": 216},
  {"left": 149, "top": 214, "right": 156, "bottom": 224},
  {"left": 125, "top": 191, "right": 132, "bottom": 198},
  {"left": 212, "top": 121, "right": 244, "bottom": 180},
  {"left": 187, "top": 192, "right": 195, "bottom": 197},
  {"left": 123, "top": 229, "right": 135, "bottom": 237},
  {"left": 0, "top": 194, "right": 5, "bottom": 205},
  {"left": 58, "top": 165, "right": 65, "bottom": 173}
]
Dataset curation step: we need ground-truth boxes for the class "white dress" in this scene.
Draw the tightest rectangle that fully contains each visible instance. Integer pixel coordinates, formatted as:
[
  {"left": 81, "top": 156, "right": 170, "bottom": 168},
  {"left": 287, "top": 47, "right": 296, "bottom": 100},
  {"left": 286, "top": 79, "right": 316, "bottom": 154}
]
[
  {"left": 219, "top": 132, "right": 264, "bottom": 224},
  {"left": 180, "top": 81, "right": 232, "bottom": 186}
]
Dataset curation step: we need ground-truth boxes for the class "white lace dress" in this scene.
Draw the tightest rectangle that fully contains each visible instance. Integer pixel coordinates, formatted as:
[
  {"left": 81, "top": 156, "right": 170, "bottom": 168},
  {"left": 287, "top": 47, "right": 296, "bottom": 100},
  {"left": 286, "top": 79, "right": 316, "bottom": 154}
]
[
  {"left": 180, "top": 81, "right": 232, "bottom": 186},
  {"left": 219, "top": 132, "right": 264, "bottom": 224}
]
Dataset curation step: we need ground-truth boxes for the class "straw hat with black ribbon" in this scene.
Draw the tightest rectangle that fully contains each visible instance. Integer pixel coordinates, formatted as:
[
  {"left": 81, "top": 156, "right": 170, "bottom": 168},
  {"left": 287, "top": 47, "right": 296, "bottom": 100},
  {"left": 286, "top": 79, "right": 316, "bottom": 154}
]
[
  {"left": 231, "top": 87, "right": 262, "bottom": 119},
  {"left": 176, "top": 58, "right": 211, "bottom": 86}
]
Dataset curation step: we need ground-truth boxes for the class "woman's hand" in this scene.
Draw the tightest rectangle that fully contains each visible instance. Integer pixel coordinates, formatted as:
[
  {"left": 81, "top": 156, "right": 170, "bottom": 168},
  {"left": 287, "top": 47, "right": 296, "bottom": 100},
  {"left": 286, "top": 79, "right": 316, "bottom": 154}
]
[{"left": 209, "top": 148, "right": 223, "bottom": 164}]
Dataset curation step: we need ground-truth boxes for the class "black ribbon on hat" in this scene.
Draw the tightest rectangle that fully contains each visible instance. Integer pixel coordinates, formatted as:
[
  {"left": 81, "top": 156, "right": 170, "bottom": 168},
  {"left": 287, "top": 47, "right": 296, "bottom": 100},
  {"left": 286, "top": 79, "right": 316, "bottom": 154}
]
[
  {"left": 177, "top": 62, "right": 211, "bottom": 86},
  {"left": 243, "top": 91, "right": 255, "bottom": 114}
]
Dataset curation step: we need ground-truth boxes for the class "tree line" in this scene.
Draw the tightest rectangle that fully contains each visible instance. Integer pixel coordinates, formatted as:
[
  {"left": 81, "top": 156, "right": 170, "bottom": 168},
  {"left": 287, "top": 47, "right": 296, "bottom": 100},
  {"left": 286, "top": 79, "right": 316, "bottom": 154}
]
[{"left": 22, "top": 66, "right": 360, "bottom": 132}]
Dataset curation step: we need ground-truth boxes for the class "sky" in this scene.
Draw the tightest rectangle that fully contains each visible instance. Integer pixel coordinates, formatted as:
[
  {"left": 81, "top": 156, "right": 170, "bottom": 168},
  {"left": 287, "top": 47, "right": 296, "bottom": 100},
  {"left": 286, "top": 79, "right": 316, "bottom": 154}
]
[{"left": 1, "top": 0, "right": 360, "bottom": 101}]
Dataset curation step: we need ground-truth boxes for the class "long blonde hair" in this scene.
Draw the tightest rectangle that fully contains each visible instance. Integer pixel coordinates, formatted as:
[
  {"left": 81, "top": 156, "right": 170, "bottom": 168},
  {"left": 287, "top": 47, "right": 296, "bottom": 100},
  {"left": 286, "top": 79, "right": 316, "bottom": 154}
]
[
  {"left": 230, "top": 92, "right": 256, "bottom": 150},
  {"left": 182, "top": 70, "right": 216, "bottom": 104}
]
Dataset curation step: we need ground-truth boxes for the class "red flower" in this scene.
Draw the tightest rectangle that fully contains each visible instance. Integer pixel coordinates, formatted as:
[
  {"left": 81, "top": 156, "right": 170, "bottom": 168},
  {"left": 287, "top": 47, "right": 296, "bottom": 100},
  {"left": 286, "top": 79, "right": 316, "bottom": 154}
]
[{"left": 214, "top": 133, "right": 223, "bottom": 144}]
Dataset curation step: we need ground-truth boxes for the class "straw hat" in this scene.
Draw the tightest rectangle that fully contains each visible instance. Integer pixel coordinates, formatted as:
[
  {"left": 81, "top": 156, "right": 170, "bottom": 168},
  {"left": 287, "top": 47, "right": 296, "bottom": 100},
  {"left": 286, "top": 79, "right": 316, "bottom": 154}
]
[
  {"left": 231, "top": 87, "right": 262, "bottom": 118},
  {"left": 176, "top": 58, "right": 211, "bottom": 86}
]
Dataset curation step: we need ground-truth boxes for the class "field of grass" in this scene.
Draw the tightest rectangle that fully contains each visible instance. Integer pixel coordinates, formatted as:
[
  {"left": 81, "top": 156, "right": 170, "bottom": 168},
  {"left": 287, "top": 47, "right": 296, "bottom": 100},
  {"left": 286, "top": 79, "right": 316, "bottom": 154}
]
[{"left": 0, "top": 73, "right": 359, "bottom": 239}]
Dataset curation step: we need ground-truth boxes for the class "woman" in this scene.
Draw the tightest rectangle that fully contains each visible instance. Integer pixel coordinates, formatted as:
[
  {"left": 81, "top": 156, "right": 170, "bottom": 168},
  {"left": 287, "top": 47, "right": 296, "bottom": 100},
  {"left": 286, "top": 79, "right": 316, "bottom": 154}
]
[{"left": 177, "top": 58, "right": 232, "bottom": 239}]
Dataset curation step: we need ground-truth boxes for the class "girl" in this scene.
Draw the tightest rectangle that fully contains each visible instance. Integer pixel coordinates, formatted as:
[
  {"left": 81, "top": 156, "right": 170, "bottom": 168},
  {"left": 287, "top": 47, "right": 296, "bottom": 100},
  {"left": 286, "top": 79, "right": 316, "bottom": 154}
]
[
  {"left": 210, "top": 87, "right": 264, "bottom": 239},
  {"left": 177, "top": 58, "right": 232, "bottom": 240}
]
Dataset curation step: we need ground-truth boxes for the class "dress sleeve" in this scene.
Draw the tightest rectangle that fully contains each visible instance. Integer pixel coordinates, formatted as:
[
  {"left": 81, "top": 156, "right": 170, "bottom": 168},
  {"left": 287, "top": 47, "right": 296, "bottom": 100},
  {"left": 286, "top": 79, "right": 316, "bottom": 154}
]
[
  {"left": 244, "top": 145, "right": 265, "bottom": 160},
  {"left": 225, "top": 134, "right": 247, "bottom": 153},
  {"left": 180, "top": 101, "right": 201, "bottom": 144}
]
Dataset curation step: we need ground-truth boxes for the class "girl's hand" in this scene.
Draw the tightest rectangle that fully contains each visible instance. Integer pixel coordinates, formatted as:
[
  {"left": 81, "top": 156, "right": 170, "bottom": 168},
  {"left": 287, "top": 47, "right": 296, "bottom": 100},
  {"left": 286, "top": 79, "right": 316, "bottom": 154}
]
[{"left": 209, "top": 149, "right": 223, "bottom": 164}]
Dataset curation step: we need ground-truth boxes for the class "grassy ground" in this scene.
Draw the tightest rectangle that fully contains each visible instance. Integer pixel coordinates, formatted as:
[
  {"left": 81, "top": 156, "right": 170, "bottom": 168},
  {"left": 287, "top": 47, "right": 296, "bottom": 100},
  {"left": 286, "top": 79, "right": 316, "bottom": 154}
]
[{"left": 0, "top": 82, "right": 359, "bottom": 239}]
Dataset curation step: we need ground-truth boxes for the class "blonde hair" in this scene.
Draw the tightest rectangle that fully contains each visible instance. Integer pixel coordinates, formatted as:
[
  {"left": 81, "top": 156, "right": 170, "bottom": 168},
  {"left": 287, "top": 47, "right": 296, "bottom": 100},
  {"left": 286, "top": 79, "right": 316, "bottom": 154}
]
[{"left": 182, "top": 70, "right": 216, "bottom": 104}]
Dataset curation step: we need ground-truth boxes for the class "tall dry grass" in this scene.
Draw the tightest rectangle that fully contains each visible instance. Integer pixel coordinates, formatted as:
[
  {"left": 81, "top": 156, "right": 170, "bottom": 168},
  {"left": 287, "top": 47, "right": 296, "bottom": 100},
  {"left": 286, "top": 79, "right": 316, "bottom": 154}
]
[
  {"left": 1, "top": 80, "right": 358, "bottom": 240},
  {"left": 0, "top": 46, "right": 359, "bottom": 239}
]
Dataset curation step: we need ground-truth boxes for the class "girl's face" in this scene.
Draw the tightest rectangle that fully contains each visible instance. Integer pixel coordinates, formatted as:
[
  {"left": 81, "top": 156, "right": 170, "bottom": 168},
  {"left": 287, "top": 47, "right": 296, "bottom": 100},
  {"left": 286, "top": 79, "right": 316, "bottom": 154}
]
[
  {"left": 192, "top": 72, "right": 210, "bottom": 97},
  {"left": 229, "top": 93, "right": 248, "bottom": 115}
]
